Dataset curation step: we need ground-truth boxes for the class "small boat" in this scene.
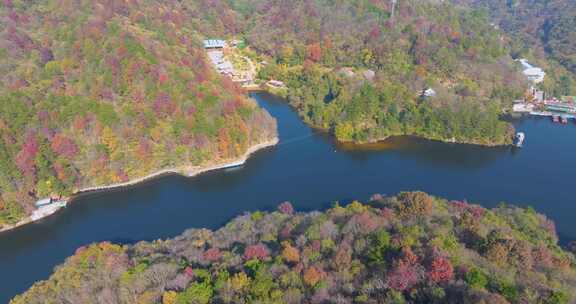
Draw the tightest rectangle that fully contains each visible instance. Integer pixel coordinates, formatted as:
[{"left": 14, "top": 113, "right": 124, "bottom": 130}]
[
  {"left": 561, "top": 116, "right": 568, "bottom": 124},
  {"left": 514, "top": 132, "right": 525, "bottom": 148},
  {"left": 552, "top": 115, "right": 560, "bottom": 123}
]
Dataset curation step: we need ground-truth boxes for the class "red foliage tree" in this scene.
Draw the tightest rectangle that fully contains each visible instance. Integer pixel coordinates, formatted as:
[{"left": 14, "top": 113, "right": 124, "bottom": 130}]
[
  {"left": 306, "top": 43, "right": 322, "bottom": 62},
  {"left": 203, "top": 248, "right": 222, "bottom": 262},
  {"left": 355, "top": 211, "right": 379, "bottom": 233},
  {"left": 184, "top": 266, "right": 194, "bottom": 278},
  {"left": 368, "top": 25, "right": 381, "bottom": 42},
  {"left": 244, "top": 243, "right": 270, "bottom": 261},
  {"left": 152, "top": 92, "right": 175, "bottom": 117},
  {"left": 451, "top": 200, "right": 485, "bottom": 220},
  {"left": 115, "top": 169, "right": 129, "bottom": 183},
  {"left": 533, "top": 245, "right": 553, "bottom": 268},
  {"left": 136, "top": 138, "right": 152, "bottom": 160},
  {"left": 3, "top": 0, "right": 13, "bottom": 9},
  {"left": 51, "top": 133, "right": 79, "bottom": 159},
  {"left": 72, "top": 115, "right": 87, "bottom": 132},
  {"left": 400, "top": 247, "right": 418, "bottom": 266},
  {"left": 280, "top": 225, "right": 293, "bottom": 239},
  {"left": 428, "top": 256, "right": 454, "bottom": 283},
  {"left": 379, "top": 207, "right": 395, "bottom": 220},
  {"left": 15, "top": 132, "right": 38, "bottom": 177},
  {"left": 385, "top": 263, "right": 423, "bottom": 291}
]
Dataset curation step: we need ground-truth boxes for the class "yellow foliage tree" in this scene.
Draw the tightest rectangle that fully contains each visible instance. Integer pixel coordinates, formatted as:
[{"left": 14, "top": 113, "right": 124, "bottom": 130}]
[
  {"left": 101, "top": 126, "right": 119, "bottom": 155},
  {"left": 162, "top": 291, "right": 178, "bottom": 304},
  {"left": 218, "top": 128, "right": 231, "bottom": 159},
  {"left": 334, "top": 122, "right": 354, "bottom": 142},
  {"left": 347, "top": 200, "right": 367, "bottom": 213},
  {"left": 281, "top": 241, "right": 300, "bottom": 263},
  {"left": 137, "top": 291, "right": 156, "bottom": 304},
  {"left": 150, "top": 124, "right": 164, "bottom": 143},
  {"left": 230, "top": 271, "right": 251, "bottom": 291}
]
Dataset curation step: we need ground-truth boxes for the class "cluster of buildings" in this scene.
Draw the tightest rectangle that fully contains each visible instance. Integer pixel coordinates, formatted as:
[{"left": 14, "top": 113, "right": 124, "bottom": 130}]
[
  {"left": 512, "top": 59, "right": 576, "bottom": 121},
  {"left": 513, "top": 59, "right": 576, "bottom": 123},
  {"left": 203, "top": 39, "right": 253, "bottom": 86}
]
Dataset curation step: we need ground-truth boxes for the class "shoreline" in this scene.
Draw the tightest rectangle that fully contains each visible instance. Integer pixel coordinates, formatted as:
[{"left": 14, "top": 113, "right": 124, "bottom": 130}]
[
  {"left": 0, "top": 137, "right": 279, "bottom": 234},
  {"left": 252, "top": 85, "right": 513, "bottom": 148},
  {"left": 335, "top": 133, "right": 513, "bottom": 147}
]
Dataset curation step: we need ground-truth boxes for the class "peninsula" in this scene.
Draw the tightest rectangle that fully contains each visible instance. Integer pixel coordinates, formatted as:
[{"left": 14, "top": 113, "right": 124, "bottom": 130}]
[{"left": 12, "top": 192, "right": 576, "bottom": 303}]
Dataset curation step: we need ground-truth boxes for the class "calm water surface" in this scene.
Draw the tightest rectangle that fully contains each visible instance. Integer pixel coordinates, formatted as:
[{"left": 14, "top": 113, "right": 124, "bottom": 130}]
[{"left": 1, "top": 92, "right": 575, "bottom": 302}]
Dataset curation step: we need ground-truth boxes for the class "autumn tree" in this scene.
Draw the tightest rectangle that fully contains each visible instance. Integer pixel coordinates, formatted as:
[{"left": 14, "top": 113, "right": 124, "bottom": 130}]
[
  {"left": 428, "top": 256, "right": 454, "bottom": 283},
  {"left": 244, "top": 243, "right": 270, "bottom": 261},
  {"left": 278, "top": 201, "right": 294, "bottom": 215},
  {"left": 303, "top": 266, "right": 325, "bottom": 287},
  {"left": 396, "top": 191, "right": 434, "bottom": 219},
  {"left": 282, "top": 241, "right": 300, "bottom": 264},
  {"left": 51, "top": 133, "right": 78, "bottom": 159},
  {"left": 306, "top": 43, "right": 322, "bottom": 62}
]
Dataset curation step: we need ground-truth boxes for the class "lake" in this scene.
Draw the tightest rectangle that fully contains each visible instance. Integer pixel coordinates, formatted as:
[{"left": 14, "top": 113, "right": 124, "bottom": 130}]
[{"left": 0, "top": 92, "right": 575, "bottom": 302}]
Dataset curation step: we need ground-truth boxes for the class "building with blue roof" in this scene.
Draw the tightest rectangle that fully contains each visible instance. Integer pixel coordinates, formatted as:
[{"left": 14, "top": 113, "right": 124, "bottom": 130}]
[{"left": 203, "top": 39, "right": 226, "bottom": 49}]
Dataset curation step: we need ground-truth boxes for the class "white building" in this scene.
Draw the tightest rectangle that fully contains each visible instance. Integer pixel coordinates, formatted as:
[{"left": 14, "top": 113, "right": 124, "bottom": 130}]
[
  {"left": 35, "top": 198, "right": 52, "bottom": 207},
  {"left": 422, "top": 88, "right": 436, "bottom": 98}
]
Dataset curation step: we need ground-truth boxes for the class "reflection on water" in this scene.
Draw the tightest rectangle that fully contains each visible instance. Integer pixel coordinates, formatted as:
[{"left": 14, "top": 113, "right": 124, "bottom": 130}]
[
  {"left": 0, "top": 91, "right": 575, "bottom": 303},
  {"left": 337, "top": 135, "right": 511, "bottom": 169}
]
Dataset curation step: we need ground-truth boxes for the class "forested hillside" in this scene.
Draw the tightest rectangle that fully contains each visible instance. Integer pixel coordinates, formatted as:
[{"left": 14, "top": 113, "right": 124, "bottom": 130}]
[
  {"left": 12, "top": 192, "right": 576, "bottom": 303},
  {"left": 452, "top": 0, "right": 576, "bottom": 97},
  {"left": 0, "top": 0, "right": 277, "bottom": 226},
  {"left": 237, "top": 0, "right": 527, "bottom": 144}
]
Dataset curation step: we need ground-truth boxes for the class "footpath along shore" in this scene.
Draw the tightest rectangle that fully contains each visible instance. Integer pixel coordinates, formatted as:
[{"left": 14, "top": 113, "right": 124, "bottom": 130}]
[{"left": 0, "top": 137, "right": 279, "bottom": 234}]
